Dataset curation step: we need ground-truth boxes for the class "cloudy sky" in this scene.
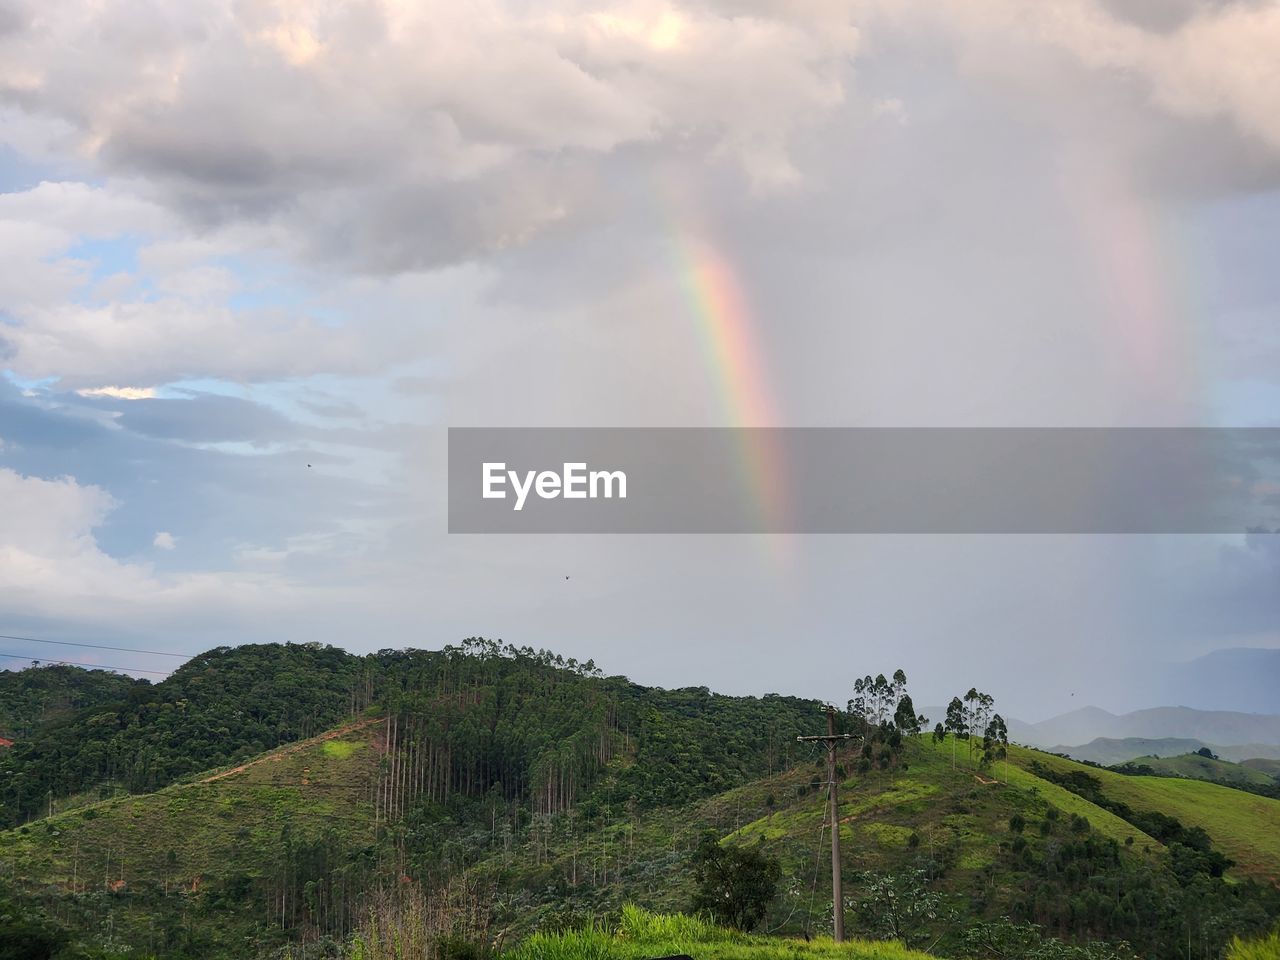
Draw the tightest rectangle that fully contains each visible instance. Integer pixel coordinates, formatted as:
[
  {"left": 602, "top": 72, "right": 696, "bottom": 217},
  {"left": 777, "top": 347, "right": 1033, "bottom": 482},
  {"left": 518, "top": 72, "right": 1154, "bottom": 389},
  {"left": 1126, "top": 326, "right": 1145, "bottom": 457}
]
[{"left": 1, "top": 0, "right": 1278, "bottom": 720}]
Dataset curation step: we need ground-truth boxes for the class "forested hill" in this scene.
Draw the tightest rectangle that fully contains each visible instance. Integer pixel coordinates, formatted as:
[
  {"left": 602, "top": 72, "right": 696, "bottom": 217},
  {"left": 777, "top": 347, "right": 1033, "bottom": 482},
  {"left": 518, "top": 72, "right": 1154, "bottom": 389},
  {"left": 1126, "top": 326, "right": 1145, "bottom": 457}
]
[
  {"left": 5, "top": 645, "right": 1280, "bottom": 960},
  {"left": 0, "top": 640, "right": 821, "bottom": 827},
  {"left": 0, "top": 664, "right": 142, "bottom": 742}
]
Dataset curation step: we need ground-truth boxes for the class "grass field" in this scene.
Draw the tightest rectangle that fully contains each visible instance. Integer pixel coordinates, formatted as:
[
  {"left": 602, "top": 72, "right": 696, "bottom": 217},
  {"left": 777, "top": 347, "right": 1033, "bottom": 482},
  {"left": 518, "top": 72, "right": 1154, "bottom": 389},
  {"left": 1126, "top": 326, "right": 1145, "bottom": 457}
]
[
  {"left": 917, "top": 737, "right": 1161, "bottom": 850},
  {"left": 1009, "top": 745, "right": 1280, "bottom": 882},
  {"left": 0, "top": 723, "right": 381, "bottom": 889},
  {"left": 502, "top": 906, "right": 936, "bottom": 960},
  {"left": 1240, "top": 758, "right": 1280, "bottom": 779},
  {"left": 1128, "top": 753, "right": 1276, "bottom": 788}
]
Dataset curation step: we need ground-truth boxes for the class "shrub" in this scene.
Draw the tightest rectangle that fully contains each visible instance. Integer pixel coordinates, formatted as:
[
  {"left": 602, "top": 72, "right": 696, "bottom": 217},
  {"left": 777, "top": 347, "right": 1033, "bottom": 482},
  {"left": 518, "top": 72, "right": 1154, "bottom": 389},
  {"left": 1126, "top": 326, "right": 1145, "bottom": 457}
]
[{"left": 1226, "top": 930, "right": 1280, "bottom": 960}]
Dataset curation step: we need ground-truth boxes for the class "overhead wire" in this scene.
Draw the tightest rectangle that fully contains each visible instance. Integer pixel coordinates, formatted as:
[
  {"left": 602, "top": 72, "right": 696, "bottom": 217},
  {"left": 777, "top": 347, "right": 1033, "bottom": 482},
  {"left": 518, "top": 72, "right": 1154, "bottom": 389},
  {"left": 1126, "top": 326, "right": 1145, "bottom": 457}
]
[
  {"left": 0, "top": 652, "right": 171, "bottom": 677},
  {"left": 0, "top": 634, "right": 191, "bottom": 659}
]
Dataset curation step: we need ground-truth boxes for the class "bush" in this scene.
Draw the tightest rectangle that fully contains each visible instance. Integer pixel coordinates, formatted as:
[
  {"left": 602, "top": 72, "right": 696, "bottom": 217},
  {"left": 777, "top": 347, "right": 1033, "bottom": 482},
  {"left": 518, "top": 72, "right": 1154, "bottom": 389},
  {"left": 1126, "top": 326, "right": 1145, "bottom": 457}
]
[
  {"left": 689, "top": 832, "right": 781, "bottom": 932},
  {"left": 1226, "top": 930, "right": 1280, "bottom": 960}
]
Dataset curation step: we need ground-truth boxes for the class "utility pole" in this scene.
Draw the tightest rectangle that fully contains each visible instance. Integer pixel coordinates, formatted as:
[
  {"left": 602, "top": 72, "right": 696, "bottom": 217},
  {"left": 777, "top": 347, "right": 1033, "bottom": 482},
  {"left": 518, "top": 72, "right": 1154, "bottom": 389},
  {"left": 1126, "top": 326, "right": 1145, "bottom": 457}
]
[{"left": 798, "top": 705, "right": 854, "bottom": 942}]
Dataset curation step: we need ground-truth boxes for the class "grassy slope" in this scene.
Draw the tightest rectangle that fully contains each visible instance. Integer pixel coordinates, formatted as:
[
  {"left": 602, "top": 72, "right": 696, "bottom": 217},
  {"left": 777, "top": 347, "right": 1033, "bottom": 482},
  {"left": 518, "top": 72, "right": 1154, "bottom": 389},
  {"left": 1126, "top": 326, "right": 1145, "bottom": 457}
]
[
  {"left": 1127, "top": 753, "right": 1276, "bottom": 787},
  {"left": 1240, "top": 758, "right": 1280, "bottom": 779},
  {"left": 727, "top": 734, "right": 1158, "bottom": 861},
  {"left": 455, "top": 731, "right": 1175, "bottom": 938},
  {"left": 1009, "top": 745, "right": 1280, "bottom": 882},
  {"left": 7, "top": 721, "right": 1280, "bottom": 952},
  {"left": 505, "top": 906, "right": 935, "bottom": 960},
  {"left": 0, "top": 719, "right": 382, "bottom": 890}
]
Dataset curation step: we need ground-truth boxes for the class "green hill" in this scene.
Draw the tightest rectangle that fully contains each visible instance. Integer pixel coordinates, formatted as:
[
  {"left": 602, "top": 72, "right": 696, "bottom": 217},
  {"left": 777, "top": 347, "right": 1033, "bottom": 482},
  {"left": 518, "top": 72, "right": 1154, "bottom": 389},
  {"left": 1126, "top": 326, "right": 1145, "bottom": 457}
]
[
  {"left": 0, "top": 664, "right": 142, "bottom": 741},
  {"left": 1240, "top": 758, "right": 1280, "bottom": 779},
  {"left": 8, "top": 723, "right": 1272, "bottom": 959},
  {"left": 1114, "top": 753, "right": 1276, "bottom": 788},
  {"left": 1046, "top": 737, "right": 1280, "bottom": 766},
  {"left": 0, "top": 718, "right": 386, "bottom": 955},
  {"left": 1012, "top": 746, "right": 1280, "bottom": 883},
  {"left": 2, "top": 646, "right": 1279, "bottom": 960}
]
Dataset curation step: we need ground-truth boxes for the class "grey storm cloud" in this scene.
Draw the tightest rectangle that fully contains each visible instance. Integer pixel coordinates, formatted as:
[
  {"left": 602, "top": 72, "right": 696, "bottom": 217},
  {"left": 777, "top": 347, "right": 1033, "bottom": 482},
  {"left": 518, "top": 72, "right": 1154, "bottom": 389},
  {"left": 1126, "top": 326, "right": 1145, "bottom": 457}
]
[
  {"left": 108, "top": 393, "right": 300, "bottom": 444},
  {"left": 0, "top": 0, "right": 1273, "bottom": 273},
  {"left": 0, "top": 0, "right": 1279, "bottom": 717}
]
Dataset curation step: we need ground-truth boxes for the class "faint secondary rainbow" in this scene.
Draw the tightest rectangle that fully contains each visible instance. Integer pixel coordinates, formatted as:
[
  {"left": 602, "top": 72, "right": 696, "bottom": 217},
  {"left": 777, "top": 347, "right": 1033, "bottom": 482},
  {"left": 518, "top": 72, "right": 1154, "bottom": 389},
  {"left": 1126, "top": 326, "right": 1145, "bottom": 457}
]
[
  {"left": 1058, "top": 156, "right": 1203, "bottom": 416},
  {"left": 670, "top": 232, "right": 792, "bottom": 538}
]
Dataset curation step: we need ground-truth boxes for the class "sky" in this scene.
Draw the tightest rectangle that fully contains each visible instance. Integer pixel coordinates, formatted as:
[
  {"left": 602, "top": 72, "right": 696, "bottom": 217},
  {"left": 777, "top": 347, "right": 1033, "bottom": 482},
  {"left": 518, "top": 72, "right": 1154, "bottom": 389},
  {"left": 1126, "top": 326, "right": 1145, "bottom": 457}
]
[{"left": 0, "top": 0, "right": 1279, "bottom": 721}]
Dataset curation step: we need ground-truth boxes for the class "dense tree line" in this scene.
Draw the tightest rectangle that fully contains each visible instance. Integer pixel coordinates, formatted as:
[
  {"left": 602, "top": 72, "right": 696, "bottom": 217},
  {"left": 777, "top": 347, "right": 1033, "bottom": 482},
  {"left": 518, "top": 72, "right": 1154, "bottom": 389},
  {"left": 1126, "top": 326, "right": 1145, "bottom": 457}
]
[
  {"left": 1012, "top": 762, "right": 1280, "bottom": 956},
  {"left": 0, "top": 641, "right": 820, "bottom": 830},
  {"left": 845, "top": 669, "right": 928, "bottom": 772},
  {"left": 0, "top": 644, "right": 363, "bottom": 824},
  {"left": 369, "top": 641, "right": 819, "bottom": 827},
  {"left": 0, "top": 665, "right": 141, "bottom": 741}
]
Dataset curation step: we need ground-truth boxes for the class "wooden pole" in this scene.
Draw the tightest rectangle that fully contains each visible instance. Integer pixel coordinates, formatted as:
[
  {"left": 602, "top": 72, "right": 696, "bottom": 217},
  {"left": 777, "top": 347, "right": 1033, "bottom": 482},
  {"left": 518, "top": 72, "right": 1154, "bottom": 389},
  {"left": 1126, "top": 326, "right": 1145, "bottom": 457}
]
[
  {"left": 799, "top": 705, "right": 854, "bottom": 942},
  {"left": 827, "top": 707, "right": 844, "bottom": 942}
]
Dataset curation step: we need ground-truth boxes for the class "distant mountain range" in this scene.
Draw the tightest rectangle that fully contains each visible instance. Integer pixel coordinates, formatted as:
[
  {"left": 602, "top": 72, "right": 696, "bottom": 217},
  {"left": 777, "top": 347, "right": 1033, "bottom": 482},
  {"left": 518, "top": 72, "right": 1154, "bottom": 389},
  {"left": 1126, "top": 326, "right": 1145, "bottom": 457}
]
[
  {"left": 1039, "top": 737, "right": 1280, "bottom": 766},
  {"left": 1006, "top": 705, "right": 1280, "bottom": 748},
  {"left": 990, "top": 702, "right": 1280, "bottom": 766}
]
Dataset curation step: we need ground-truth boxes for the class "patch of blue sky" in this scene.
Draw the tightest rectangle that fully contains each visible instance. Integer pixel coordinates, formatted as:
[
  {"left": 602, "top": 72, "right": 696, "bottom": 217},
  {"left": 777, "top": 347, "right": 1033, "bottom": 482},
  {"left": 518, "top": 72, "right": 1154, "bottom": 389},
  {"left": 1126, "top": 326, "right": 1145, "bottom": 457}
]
[
  {"left": 206, "top": 254, "right": 349, "bottom": 331},
  {"left": 2, "top": 369, "right": 60, "bottom": 392},
  {"left": 0, "top": 145, "right": 60, "bottom": 193},
  {"left": 172, "top": 431, "right": 397, "bottom": 490},
  {"left": 62, "top": 235, "right": 158, "bottom": 305},
  {"left": 226, "top": 285, "right": 348, "bottom": 328},
  {"left": 63, "top": 235, "right": 140, "bottom": 277}
]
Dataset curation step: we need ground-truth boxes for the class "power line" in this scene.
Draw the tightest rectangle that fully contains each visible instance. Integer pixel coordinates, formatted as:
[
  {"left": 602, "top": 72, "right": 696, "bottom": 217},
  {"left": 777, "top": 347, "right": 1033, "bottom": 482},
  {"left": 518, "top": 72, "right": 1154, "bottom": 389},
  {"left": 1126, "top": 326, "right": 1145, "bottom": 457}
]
[
  {"left": 0, "top": 652, "right": 171, "bottom": 677},
  {"left": 0, "top": 634, "right": 191, "bottom": 659}
]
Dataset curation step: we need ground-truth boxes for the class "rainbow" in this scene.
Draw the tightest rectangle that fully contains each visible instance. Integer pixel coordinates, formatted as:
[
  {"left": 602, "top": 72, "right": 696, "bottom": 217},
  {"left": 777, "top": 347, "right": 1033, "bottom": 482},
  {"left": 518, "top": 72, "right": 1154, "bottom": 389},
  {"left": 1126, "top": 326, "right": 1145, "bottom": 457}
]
[
  {"left": 1059, "top": 158, "right": 1200, "bottom": 416},
  {"left": 672, "top": 232, "right": 792, "bottom": 537}
]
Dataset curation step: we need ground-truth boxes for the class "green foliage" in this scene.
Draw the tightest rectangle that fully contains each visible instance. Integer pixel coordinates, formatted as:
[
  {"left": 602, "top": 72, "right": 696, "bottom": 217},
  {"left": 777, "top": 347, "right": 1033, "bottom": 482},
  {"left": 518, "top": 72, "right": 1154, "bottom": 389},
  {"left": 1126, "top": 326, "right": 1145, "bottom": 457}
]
[
  {"left": 851, "top": 869, "right": 949, "bottom": 946},
  {"left": 690, "top": 832, "right": 782, "bottom": 931},
  {"left": 0, "top": 903, "right": 68, "bottom": 960},
  {"left": 4, "top": 647, "right": 1280, "bottom": 960},
  {"left": 0, "top": 886, "right": 137, "bottom": 960},
  {"left": 503, "top": 907, "right": 935, "bottom": 960},
  {"left": 960, "top": 918, "right": 1139, "bottom": 960},
  {"left": 1021, "top": 748, "right": 1280, "bottom": 879},
  {"left": 1226, "top": 929, "right": 1280, "bottom": 960},
  {"left": 1009, "top": 757, "right": 1280, "bottom": 956},
  {"left": 0, "top": 664, "right": 141, "bottom": 742},
  {"left": 1, "top": 641, "right": 821, "bottom": 830},
  {"left": 0, "top": 644, "right": 364, "bottom": 825},
  {"left": 1113, "top": 753, "right": 1280, "bottom": 800}
]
